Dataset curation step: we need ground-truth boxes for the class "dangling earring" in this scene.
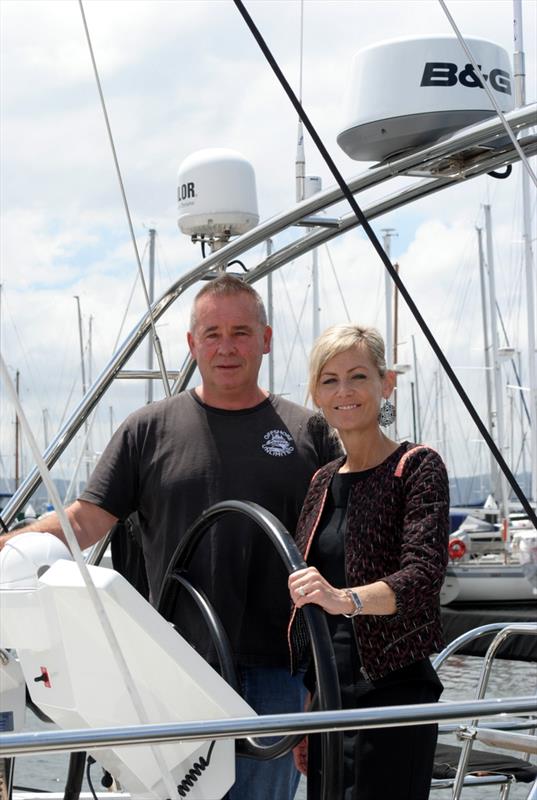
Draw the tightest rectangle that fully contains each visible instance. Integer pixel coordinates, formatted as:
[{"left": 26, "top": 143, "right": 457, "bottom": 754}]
[{"left": 378, "top": 397, "right": 396, "bottom": 427}]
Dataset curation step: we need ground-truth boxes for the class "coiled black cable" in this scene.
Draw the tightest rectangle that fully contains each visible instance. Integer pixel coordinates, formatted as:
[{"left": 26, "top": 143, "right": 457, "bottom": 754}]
[
  {"left": 86, "top": 756, "right": 99, "bottom": 800},
  {"left": 226, "top": 259, "right": 248, "bottom": 271},
  {"left": 174, "top": 741, "right": 216, "bottom": 797},
  {"left": 87, "top": 745, "right": 217, "bottom": 799},
  {"left": 488, "top": 164, "right": 513, "bottom": 179}
]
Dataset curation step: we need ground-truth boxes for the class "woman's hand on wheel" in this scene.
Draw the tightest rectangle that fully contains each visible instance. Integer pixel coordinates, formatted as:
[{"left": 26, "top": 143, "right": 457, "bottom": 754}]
[{"left": 288, "top": 567, "right": 350, "bottom": 616}]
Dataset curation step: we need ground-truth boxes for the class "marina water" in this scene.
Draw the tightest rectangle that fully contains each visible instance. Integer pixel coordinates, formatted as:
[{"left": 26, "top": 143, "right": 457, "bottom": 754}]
[{"left": 15, "top": 656, "right": 536, "bottom": 798}]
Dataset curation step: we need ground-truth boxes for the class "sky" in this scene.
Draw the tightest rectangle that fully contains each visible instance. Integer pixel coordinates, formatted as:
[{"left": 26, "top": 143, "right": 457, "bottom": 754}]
[{"left": 1, "top": 0, "right": 536, "bottom": 506}]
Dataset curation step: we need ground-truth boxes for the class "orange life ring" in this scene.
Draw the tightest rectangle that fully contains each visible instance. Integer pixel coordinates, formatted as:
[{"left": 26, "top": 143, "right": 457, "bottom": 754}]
[{"left": 448, "top": 538, "right": 466, "bottom": 560}]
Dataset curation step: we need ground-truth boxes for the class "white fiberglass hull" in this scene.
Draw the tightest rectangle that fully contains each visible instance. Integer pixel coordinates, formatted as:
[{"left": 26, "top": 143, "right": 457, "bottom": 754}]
[{"left": 441, "top": 562, "right": 537, "bottom": 605}]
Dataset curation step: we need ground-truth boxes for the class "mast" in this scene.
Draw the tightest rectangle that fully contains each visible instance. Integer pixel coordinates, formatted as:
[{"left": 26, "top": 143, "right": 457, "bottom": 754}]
[
  {"left": 513, "top": 0, "right": 537, "bottom": 502},
  {"left": 476, "top": 225, "right": 498, "bottom": 496},
  {"left": 14, "top": 370, "right": 20, "bottom": 490},
  {"left": 293, "top": 1, "right": 322, "bottom": 351},
  {"left": 88, "top": 314, "right": 93, "bottom": 471},
  {"left": 42, "top": 408, "right": 51, "bottom": 508},
  {"left": 392, "top": 261, "right": 400, "bottom": 438},
  {"left": 484, "top": 204, "right": 511, "bottom": 542},
  {"left": 304, "top": 176, "right": 323, "bottom": 344},
  {"left": 312, "top": 234, "right": 320, "bottom": 342},
  {"left": 382, "top": 229, "right": 397, "bottom": 435},
  {"left": 74, "top": 295, "right": 90, "bottom": 483},
  {"left": 294, "top": 0, "right": 321, "bottom": 349},
  {"left": 295, "top": 121, "right": 305, "bottom": 205},
  {"left": 434, "top": 370, "right": 441, "bottom": 451},
  {"left": 88, "top": 316, "right": 93, "bottom": 386},
  {"left": 146, "top": 228, "right": 156, "bottom": 405},
  {"left": 295, "top": 0, "right": 305, "bottom": 205},
  {"left": 410, "top": 380, "right": 417, "bottom": 443},
  {"left": 266, "top": 238, "right": 274, "bottom": 393},
  {"left": 42, "top": 408, "right": 49, "bottom": 450},
  {"left": 438, "top": 367, "right": 447, "bottom": 460},
  {"left": 381, "top": 229, "right": 397, "bottom": 370},
  {"left": 517, "top": 351, "right": 528, "bottom": 481},
  {"left": 411, "top": 335, "right": 422, "bottom": 442}
]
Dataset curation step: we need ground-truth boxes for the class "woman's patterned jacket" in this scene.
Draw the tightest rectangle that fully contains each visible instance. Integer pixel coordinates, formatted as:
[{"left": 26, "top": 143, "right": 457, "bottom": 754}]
[{"left": 288, "top": 442, "right": 450, "bottom": 681}]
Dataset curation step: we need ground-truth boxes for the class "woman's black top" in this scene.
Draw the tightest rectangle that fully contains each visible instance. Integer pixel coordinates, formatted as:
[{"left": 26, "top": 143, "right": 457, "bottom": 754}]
[{"left": 307, "top": 468, "right": 441, "bottom": 696}]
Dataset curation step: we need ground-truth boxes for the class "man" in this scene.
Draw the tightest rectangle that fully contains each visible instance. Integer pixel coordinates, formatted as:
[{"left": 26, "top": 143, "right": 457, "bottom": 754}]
[{"left": 1, "top": 274, "right": 340, "bottom": 800}]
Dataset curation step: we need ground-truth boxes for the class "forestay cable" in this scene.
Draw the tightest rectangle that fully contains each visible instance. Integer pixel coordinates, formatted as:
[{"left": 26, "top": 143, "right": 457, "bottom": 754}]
[{"left": 233, "top": 0, "right": 536, "bottom": 526}]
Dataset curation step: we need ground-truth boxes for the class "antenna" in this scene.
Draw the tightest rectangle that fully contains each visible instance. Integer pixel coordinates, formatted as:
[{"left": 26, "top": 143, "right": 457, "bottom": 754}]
[{"left": 177, "top": 148, "right": 259, "bottom": 262}]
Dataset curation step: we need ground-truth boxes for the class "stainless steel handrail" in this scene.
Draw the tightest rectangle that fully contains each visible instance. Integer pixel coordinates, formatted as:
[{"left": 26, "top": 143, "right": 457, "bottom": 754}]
[
  {"left": 432, "top": 623, "right": 537, "bottom": 800},
  {"left": 449, "top": 624, "right": 537, "bottom": 799},
  {"left": 3, "top": 104, "right": 536, "bottom": 524},
  {"left": 432, "top": 622, "right": 537, "bottom": 670},
  {"left": 2, "top": 696, "right": 535, "bottom": 758}
]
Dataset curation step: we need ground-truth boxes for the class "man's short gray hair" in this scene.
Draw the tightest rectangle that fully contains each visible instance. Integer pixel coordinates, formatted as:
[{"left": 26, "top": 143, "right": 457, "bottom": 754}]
[{"left": 190, "top": 274, "right": 267, "bottom": 331}]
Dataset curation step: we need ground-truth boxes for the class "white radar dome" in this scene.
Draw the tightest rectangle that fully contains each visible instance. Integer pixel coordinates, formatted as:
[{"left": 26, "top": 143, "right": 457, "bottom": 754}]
[
  {"left": 337, "top": 36, "right": 514, "bottom": 162},
  {"left": 0, "top": 532, "right": 72, "bottom": 589},
  {"left": 177, "top": 148, "right": 259, "bottom": 237}
]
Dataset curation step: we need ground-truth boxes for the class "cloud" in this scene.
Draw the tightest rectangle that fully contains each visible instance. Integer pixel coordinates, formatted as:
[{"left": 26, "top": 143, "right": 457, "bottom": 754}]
[{"left": 1, "top": 0, "right": 536, "bottom": 494}]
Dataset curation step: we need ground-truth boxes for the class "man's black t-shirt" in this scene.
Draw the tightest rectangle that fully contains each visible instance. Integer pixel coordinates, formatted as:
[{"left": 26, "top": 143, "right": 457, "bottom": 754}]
[{"left": 81, "top": 390, "right": 341, "bottom": 666}]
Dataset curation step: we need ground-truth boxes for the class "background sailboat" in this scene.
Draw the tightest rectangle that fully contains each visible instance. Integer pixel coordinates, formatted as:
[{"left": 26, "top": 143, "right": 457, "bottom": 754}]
[{"left": 1, "top": 0, "right": 536, "bottom": 496}]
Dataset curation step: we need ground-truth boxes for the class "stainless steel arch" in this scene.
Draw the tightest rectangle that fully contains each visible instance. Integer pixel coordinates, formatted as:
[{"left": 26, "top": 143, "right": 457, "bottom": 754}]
[{"left": 3, "top": 104, "right": 536, "bottom": 523}]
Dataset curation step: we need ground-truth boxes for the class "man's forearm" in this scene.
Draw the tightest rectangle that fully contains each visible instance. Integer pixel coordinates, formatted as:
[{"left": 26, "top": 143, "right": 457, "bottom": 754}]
[{"left": 0, "top": 500, "right": 117, "bottom": 551}]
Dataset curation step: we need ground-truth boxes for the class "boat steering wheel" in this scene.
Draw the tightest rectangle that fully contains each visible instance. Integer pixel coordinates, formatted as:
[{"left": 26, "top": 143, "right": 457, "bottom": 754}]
[{"left": 157, "top": 499, "right": 344, "bottom": 800}]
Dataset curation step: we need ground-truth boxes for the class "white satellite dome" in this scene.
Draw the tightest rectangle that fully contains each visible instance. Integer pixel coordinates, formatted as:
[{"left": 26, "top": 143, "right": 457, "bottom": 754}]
[
  {"left": 177, "top": 148, "right": 259, "bottom": 237},
  {"left": 337, "top": 35, "right": 514, "bottom": 162},
  {"left": 0, "top": 532, "right": 73, "bottom": 589}
]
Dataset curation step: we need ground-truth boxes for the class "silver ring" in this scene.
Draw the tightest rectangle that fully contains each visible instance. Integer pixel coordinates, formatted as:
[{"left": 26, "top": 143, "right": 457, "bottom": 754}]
[{"left": 298, "top": 586, "right": 306, "bottom": 597}]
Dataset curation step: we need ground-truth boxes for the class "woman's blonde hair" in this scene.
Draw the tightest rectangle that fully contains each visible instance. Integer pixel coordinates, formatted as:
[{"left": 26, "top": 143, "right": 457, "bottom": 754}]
[{"left": 308, "top": 324, "right": 387, "bottom": 403}]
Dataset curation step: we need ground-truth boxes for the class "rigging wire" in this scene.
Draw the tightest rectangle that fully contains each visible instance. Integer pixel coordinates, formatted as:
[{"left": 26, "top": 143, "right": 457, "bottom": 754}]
[
  {"left": 295, "top": 0, "right": 305, "bottom": 204},
  {"left": 478, "top": 196, "right": 532, "bottom": 427},
  {"left": 152, "top": 224, "right": 173, "bottom": 289},
  {"left": 495, "top": 300, "right": 531, "bottom": 425},
  {"left": 62, "top": 236, "right": 148, "bottom": 505},
  {"left": 438, "top": 0, "right": 537, "bottom": 190},
  {"left": 277, "top": 268, "right": 310, "bottom": 394},
  {"left": 281, "top": 282, "right": 310, "bottom": 394},
  {"left": 232, "top": 0, "right": 536, "bottom": 527},
  {"left": 324, "top": 244, "right": 351, "bottom": 322},
  {"left": 113, "top": 233, "right": 149, "bottom": 354},
  {"left": 78, "top": 0, "right": 171, "bottom": 398},
  {"left": 271, "top": 271, "right": 294, "bottom": 383},
  {"left": 63, "top": 240, "right": 153, "bottom": 506}
]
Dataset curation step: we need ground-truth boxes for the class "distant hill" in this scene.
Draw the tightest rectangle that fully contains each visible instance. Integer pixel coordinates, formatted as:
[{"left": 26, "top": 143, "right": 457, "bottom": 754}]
[
  {"left": 1, "top": 472, "right": 532, "bottom": 519},
  {"left": 448, "top": 471, "right": 531, "bottom": 507}
]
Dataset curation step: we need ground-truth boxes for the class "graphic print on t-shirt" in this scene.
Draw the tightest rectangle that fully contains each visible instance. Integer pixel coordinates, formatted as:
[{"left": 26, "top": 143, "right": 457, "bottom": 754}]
[{"left": 262, "top": 429, "right": 295, "bottom": 457}]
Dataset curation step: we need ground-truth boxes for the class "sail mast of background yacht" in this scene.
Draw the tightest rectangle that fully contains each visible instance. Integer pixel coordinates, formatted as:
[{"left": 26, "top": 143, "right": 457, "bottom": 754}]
[
  {"left": 513, "top": 0, "right": 537, "bottom": 505},
  {"left": 484, "top": 203, "right": 512, "bottom": 545}
]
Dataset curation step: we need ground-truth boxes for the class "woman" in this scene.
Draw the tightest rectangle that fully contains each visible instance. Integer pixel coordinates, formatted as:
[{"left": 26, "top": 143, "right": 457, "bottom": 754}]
[{"left": 288, "top": 324, "right": 449, "bottom": 800}]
